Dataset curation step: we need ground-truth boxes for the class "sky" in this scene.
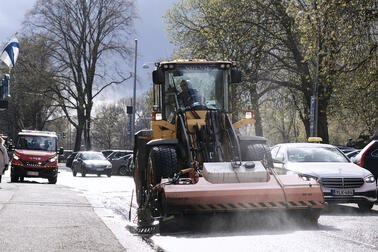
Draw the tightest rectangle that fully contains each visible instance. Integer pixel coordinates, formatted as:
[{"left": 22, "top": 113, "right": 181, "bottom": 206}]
[{"left": 0, "top": 0, "right": 177, "bottom": 104}]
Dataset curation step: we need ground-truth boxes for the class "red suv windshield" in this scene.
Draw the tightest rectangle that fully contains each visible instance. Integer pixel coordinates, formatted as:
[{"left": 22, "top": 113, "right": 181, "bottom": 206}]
[{"left": 16, "top": 135, "right": 57, "bottom": 151}]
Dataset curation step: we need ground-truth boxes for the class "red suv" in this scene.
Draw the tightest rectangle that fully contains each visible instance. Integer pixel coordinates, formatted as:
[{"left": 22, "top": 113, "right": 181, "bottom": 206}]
[
  {"left": 11, "top": 130, "right": 63, "bottom": 184},
  {"left": 352, "top": 140, "right": 378, "bottom": 180}
]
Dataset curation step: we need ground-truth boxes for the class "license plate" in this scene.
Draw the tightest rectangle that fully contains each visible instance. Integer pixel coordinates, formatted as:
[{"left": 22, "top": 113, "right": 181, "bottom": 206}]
[
  {"left": 27, "top": 171, "right": 39, "bottom": 176},
  {"left": 332, "top": 189, "right": 354, "bottom": 196},
  {"left": 96, "top": 168, "right": 104, "bottom": 171}
]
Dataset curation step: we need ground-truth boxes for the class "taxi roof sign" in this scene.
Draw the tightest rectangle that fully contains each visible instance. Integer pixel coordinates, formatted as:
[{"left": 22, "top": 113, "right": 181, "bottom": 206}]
[{"left": 308, "top": 137, "right": 323, "bottom": 143}]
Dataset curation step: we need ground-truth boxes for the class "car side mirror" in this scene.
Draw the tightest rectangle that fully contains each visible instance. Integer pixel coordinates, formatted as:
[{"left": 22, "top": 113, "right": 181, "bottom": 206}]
[
  {"left": 8, "top": 144, "right": 14, "bottom": 151},
  {"left": 273, "top": 158, "right": 284, "bottom": 164},
  {"left": 231, "top": 69, "right": 242, "bottom": 83},
  {"left": 152, "top": 69, "right": 164, "bottom": 84}
]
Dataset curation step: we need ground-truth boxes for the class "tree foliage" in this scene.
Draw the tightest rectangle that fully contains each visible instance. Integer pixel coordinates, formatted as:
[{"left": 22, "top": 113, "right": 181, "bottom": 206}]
[
  {"left": 165, "top": 0, "right": 377, "bottom": 143},
  {"left": 91, "top": 94, "right": 151, "bottom": 150},
  {"left": 165, "top": 0, "right": 274, "bottom": 136},
  {"left": 0, "top": 35, "right": 59, "bottom": 139},
  {"left": 25, "top": 0, "right": 136, "bottom": 151}
]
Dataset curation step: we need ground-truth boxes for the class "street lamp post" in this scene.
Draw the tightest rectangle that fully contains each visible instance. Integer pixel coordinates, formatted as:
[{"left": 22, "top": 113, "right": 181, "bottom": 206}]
[{"left": 131, "top": 39, "right": 138, "bottom": 148}]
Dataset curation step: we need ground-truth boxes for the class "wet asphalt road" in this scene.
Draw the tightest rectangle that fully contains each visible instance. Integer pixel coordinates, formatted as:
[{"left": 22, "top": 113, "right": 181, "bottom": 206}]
[
  {"left": 5, "top": 164, "right": 377, "bottom": 252},
  {"left": 57, "top": 164, "right": 378, "bottom": 252}
]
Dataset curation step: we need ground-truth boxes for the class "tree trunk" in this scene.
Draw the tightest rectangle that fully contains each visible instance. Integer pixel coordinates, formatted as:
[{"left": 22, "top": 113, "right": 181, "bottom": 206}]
[
  {"left": 74, "top": 126, "right": 83, "bottom": 152},
  {"left": 83, "top": 118, "right": 92, "bottom": 150},
  {"left": 317, "top": 92, "right": 330, "bottom": 143},
  {"left": 250, "top": 90, "right": 263, "bottom": 136}
]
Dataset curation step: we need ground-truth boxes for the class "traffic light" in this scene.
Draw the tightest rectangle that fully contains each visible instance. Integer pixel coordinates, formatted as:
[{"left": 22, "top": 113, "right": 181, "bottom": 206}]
[{"left": 127, "top": 106, "right": 133, "bottom": 114}]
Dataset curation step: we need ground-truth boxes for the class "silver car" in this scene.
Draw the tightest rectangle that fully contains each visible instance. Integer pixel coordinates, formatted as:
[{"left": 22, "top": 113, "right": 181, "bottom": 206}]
[
  {"left": 72, "top": 151, "right": 112, "bottom": 177},
  {"left": 271, "top": 143, "right": 377, "bottom": 211}
]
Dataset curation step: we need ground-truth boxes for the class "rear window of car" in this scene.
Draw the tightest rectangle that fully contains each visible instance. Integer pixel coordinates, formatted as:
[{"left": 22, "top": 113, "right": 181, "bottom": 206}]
[
  {"left": 287, "top": 146, "right": 349, "bottom": 163},
  {"left": 82, "top": 152, "right": 106, "bottom": 160}
]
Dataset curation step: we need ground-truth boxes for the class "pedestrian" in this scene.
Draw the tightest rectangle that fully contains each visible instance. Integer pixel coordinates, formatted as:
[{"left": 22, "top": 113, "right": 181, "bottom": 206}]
[{"left": 0, "top": 137, "right": 9, "bottom": 183}]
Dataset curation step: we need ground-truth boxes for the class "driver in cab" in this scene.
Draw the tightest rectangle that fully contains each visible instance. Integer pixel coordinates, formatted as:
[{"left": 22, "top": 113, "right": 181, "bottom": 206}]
[{"left": 178, "top": 80, "right": 202, "bottom": 108}]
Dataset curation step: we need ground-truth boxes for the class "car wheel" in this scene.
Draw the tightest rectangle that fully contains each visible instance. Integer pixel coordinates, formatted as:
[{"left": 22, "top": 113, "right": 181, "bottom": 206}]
[
  {"left": 107, "top": 171, "right": 112, "bottom": 177},
  {"left": 48, "top": 177, "right": 57, "bottom": 184},
  {"left": 97, "top": 173, "right": 101, "bottom": 177},
  {"left": 81, "top": 166, "right": 86, "bottom": 177},
  {"left": 119, "top": 166, "right": 127, "bottom": 176},
  {"left": 20, "top": 177, "right": 24, "bottom": 182},
  {"left": 358, "top": 202, "right": 374, "bottom": 211},
  {"left": 72, "top": 167, "right": 77, "bottom": 177},
  {"left": 10, "top": 173, "right": 18, "bottom": 183}
]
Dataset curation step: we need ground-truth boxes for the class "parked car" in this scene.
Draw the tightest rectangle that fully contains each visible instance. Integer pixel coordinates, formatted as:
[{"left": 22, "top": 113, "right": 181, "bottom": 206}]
[
  {"left": 352, "top": 140, "right": 378, "bottom": 180},
  {"left": 271, "top": 143, "right": 377, "bottom": 211},
  {"left": 71, "top": 151, "right": 112, "bottom": 177},
  {"left": 106, "top": 150, "right": 133, "bottom": 161},
  {"left": 345, "top": 150, "right": 360, "bottom": 159},
  {"left": 336, "top": 145, "right": 357, "bottom": 154},
  {"left": 65, "top": 152, "right": 78, "bottom": 168},
  {"left": 59, "top": 150, "right": 73, "bottom": 163},
  {"left": 101, "top": 150, "right": 115, "bottom": 159},
  {"left": 110, "top": 154, "right": 133, "bottom": 176}
]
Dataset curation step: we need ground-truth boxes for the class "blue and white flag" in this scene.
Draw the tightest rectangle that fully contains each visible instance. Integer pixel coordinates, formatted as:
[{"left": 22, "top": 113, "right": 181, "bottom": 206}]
[{"left": 0, "top": 35, "right": 19, "bottom": 68}]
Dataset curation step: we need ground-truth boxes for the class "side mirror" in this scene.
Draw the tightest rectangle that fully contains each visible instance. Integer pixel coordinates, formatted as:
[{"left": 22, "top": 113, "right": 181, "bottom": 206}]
[
  {"left": 152, "top": 69, "right": 164, "bottom": 84},
  {"left": 59, "top": 147, "right": 64, "bottom": 155},
  {"left": 8, "top": 144, "right": 14, "bottom": 151},
  {"left": 231, "top": 69, "right": 242, "bottom": 83},
  {"left": 273, "top": 158, "right": 284, "bottom": 164}
]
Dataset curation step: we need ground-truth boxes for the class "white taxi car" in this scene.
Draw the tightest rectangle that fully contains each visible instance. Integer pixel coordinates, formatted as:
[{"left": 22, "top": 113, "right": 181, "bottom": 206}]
[{"left": 271, "top": 143, "right": 377, "bottom": 211}]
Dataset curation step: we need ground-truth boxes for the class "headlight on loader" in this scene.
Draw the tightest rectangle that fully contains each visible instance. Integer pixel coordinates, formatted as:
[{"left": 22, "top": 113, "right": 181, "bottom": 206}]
[{"left": 155, "top": 112, "right": 162, "bottom": 121}]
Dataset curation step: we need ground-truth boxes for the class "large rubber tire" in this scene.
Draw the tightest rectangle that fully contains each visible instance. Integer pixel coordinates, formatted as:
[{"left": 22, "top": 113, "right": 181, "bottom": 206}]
[
  {"left": 149, "top": 146, "right": 179, "bottom": 179},
  {"left": 10, "top": 173, "right": 18, "bottom": 183},
  {"left": 245, "top": 143, "right": 273, "bottom": 167},
  {"left": 358, "top": 202, "right": 374, "bottom": 211},
  {"left": 135, "top": 150, "right": 148, "bottom": 206},
  {"left": 48, "top": 177, "right": 57, "bottom": 184},
  {"left": 146, "top": 146, "right": 179, "bottom": 217}
]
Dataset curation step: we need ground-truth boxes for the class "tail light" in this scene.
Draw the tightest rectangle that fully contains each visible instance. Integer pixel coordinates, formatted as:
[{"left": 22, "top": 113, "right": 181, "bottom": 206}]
[
  {"left": 357, "top": 141, "right": 375, "bottom": 167},
  {"left": 358, "top": 152, "right": 365, "bottom": 167}
]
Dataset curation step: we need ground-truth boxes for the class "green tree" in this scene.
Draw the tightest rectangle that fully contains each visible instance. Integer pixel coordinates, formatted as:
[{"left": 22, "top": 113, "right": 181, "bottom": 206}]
[
  {"left": 286, "top": 0, "right": 377, "bottom": 142},
  {"left": 25, "top": 0, "right": 135, "bottom": 151},
  {"left": 165, "top": 0, "right": 274, "bottom": 136},
  {"left": 0, "top": 35, "right": 59, "bottom": 139},
  {"left": 165, "top": 0, "right": 377, "bottom": 143}
]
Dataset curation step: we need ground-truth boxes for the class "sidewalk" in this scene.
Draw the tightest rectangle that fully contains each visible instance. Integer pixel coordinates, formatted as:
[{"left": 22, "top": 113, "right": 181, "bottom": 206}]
[{"left": 0, "top": 179, "right": 126, "bottom": 251}]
